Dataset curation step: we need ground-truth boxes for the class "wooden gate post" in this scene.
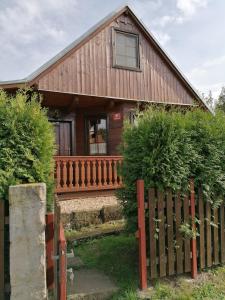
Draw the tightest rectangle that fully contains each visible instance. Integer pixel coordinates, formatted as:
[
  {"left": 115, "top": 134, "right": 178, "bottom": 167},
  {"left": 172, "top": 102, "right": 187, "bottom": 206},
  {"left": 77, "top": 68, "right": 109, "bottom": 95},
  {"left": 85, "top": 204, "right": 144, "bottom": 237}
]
[
  {"left": 59, "top": 224, "right": 67, "bottom": 300},
  {"left": 46, "top": 213, "right": 54, "bottom": 290},
  {"left": 190, "top": 178, "right": 197, "bottom": 279},
  {"left": 137, "top": 179, "right": 147, "bottom": 290}
]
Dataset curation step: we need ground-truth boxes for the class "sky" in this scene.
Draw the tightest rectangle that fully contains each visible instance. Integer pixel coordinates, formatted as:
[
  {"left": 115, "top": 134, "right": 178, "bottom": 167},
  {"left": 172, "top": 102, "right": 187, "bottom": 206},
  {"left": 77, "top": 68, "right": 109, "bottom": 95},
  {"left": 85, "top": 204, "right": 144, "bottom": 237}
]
[{"left": 0, "top": 0, "right": 224, "bottom": 98}]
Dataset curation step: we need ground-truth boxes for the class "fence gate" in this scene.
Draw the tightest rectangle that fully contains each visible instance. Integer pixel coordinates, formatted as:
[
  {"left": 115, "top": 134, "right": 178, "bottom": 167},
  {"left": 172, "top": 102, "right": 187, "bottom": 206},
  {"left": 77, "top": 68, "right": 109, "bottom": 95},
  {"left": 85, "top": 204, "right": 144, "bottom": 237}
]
[{"left": 53, "top": 197, "right": 67, "bottom": 300}]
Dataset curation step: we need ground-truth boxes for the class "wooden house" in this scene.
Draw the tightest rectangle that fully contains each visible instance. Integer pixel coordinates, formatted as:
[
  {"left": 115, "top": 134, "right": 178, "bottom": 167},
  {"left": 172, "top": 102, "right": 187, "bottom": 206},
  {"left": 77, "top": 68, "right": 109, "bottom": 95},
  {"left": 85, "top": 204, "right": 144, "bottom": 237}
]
[{"left": 0, "top": 5, "right": 209, "bottom": 197}]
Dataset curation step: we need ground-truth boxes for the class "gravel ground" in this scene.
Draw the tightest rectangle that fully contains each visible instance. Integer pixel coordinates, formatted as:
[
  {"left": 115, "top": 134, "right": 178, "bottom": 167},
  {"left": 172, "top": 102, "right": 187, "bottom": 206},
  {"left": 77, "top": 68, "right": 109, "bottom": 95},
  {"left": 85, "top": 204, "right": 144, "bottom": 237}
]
[{"left": 60, "top": 195, "right": 120, "bottom": 214}]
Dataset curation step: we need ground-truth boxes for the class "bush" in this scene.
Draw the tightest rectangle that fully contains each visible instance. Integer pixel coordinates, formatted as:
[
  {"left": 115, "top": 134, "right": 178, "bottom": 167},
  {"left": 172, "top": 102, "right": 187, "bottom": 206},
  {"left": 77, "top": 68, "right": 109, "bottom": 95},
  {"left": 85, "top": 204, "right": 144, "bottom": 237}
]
[
  {"left": 118, "top": 107, "right": 225, "bottom": 232},
  {"left": 0, "top": 89, "right": 55, "bottom": 210}
]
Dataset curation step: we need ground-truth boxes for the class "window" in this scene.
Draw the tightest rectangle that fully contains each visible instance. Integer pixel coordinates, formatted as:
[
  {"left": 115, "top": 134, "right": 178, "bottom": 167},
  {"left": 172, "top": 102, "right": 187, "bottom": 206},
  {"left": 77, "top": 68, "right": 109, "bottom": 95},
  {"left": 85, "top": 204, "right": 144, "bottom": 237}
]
[
  {"left": 114, "top": 30, "right": 139, "bottom": 69},
  {"left": 86, "top": 116, "right": 107, "bottom": 155}
]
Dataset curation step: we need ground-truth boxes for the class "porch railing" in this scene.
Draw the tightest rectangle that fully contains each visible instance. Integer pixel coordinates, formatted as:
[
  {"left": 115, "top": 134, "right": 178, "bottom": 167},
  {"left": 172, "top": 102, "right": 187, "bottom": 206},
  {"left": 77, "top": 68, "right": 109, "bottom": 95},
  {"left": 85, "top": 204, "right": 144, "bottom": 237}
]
[{"left": 55, "top": 156, "right": 123, "bottom": 193}]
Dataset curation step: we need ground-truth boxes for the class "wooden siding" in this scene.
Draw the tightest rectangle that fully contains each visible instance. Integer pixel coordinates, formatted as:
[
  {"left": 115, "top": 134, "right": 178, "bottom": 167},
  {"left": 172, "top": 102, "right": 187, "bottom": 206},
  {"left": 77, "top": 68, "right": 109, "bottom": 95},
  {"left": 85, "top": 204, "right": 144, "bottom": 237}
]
[
  {"left": 47, "top": 101, "right": 134, "bottom": 156},
  {"left": 37, "top": 13, "right": 194, "bottom": 106},
  {"left": 75, "top": 102, "right": 131, "bottom": 156}
]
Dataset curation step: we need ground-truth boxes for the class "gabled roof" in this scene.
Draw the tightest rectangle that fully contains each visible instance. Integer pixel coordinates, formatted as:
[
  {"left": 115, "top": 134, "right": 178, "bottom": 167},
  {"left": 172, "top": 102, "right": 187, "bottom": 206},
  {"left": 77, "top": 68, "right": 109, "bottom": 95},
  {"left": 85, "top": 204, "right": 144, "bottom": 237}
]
[{"left": 0, "top": 5, "right": 210, "bottom": 111}]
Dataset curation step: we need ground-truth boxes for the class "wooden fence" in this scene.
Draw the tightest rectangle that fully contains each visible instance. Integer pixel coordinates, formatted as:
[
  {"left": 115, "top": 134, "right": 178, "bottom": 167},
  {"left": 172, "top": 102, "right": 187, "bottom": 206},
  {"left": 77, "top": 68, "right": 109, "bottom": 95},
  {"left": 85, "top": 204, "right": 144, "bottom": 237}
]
[
  {"left": 0, "top": 201, "right": 5, "bottom": 300},
  {"left": 55, "top": 156, "right": 123, "bottom": 193},
  {"left": 137, "top": 179, "right": 225, "bottom": 290},
  {"left": 53, "top": 197, "right": 67, "bottom": 300},
  {"left": 46, "top": 197, "right": 67, "bottom": 300}
]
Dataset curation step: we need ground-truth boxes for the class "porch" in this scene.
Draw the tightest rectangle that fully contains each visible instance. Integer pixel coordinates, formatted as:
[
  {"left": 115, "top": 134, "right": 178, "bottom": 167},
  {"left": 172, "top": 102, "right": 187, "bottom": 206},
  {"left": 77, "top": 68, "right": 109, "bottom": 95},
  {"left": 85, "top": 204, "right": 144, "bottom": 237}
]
[
  {"left": 39, "top": 90, "right": 133, "bottom": 194},
  {"left": 55, "top": 155, "right": 123, "bottom": 193}
]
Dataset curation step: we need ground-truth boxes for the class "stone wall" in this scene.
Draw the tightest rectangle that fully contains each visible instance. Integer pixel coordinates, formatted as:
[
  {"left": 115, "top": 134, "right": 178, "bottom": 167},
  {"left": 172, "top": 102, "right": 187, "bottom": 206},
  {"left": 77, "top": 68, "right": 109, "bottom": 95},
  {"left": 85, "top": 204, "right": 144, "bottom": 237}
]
[{"left": 9, "top": 183, "right": 47, "bottom": 300}]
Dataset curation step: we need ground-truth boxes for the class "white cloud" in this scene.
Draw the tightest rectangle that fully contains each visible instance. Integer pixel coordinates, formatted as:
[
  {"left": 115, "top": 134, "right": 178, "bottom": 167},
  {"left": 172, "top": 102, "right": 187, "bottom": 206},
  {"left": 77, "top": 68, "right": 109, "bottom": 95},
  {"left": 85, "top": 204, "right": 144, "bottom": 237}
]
[
  {"left": 152, "top": 30, "right": 171, "bottom": 46},
  {"left": 203, "top": 55, "right": 225, "bottom": 68},
  {"left": 154, "top": 15, "right": 176, "bottom": 27},
  {"left": 154, "top": 0, "right": 208, "bottom": 27},
  {"left": 0, "top": 0, "right": 78, "bottom": 49},
  {"left": 188, "top": 54, "right": 225, "bottom": 98},
  {"left": 176, "top": 0, "right": 208, "bottom": 17}
]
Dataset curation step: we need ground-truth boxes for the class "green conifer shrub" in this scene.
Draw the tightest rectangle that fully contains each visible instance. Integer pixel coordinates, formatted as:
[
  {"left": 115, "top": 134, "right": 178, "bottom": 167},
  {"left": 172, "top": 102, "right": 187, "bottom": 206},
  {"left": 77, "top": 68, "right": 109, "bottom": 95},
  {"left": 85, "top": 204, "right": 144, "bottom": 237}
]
[
  {"left": 119, "top": 107, "right": 225, "bottom": 232},
  {"left": 0, "top": 89, "right": 55, "bottom": 210}
]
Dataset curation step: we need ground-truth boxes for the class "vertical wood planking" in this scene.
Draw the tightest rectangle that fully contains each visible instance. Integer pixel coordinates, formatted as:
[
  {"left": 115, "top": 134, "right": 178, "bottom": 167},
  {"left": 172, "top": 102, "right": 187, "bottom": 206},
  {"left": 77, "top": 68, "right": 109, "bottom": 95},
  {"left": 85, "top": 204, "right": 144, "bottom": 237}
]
[
  {"left": 190, "top": 179, "right": 197, "bottom": 279},
  {"left": 38, "top": 13, "right": 194, "bottom": 106},
  {"left": 158, "top": 191, "right": 166, "bottom": 277},
  {"left": 220, "top": 204, "right": 225, "bottom": 263},
  {"left": 206, "top": 202, "right": 212, "bottom": 267},
  {"left": 137, "top": 180, "right": 147, "bottom": 290},
  {"left": 46, "top": 213, "right": 54, "bottom": 290},
  {"left": 183, "top": 195, "right": 191, "bottom": 272},
  {"left": 213, "top": 208, "right": 219, "bottom": 265},
  {"left": 198, "top": 187, "right": 205, "bottom": 269},
  {"left": 149, "top": 188, "right": 157, "bottom": 279},
  {"left": 175, "top": 192, "right": 183, "bottom": 274},
  {"left": 166, "top": 189, "right": 174, "bottom": 275},
  {"left": 0, "top": 201, "right": 4, "bottom": 300}
]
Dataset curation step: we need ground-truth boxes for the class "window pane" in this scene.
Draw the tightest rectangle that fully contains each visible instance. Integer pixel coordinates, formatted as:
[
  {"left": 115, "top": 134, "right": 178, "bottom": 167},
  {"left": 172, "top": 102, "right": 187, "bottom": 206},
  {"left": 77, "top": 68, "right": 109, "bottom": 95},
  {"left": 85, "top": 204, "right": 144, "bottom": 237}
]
[
  {"left": 127, "top": 57, "right": 137, "bottom": 68},
  {"left": 126, "top": 46, "right": 136, "bottom": 58},
  {"left": 88, "top": 117, "right": 107, "bottom": 155},
  {"left": 126, "top": 36, "right": 136, "bottom": 47},
  {"left": 116, "top": 55, "right": 127, "bottom": 66},
  {"left": 115, "top": 31, "right": 138, "bottom": 68},
  {"left": 116, "top": 33, "right": 125, "bottom": 45},
  {"left": 116, "top": 43, "right": 126, "bottom": 56}
]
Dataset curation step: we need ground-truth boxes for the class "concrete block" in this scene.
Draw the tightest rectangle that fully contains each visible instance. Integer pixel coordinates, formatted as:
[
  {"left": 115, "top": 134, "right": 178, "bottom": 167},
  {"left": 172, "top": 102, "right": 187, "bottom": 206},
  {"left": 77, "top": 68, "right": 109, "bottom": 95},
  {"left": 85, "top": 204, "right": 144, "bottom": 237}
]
[{"left": 9, "top": 183, "right": 47, "bottom": 300}]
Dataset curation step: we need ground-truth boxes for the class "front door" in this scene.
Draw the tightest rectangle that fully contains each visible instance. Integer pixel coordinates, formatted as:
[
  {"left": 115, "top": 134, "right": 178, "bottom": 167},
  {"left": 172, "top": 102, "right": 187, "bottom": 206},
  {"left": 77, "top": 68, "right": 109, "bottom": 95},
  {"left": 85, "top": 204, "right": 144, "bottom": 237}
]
[{"left": 53, "top": 121, "right": 72, "bottom": 156}]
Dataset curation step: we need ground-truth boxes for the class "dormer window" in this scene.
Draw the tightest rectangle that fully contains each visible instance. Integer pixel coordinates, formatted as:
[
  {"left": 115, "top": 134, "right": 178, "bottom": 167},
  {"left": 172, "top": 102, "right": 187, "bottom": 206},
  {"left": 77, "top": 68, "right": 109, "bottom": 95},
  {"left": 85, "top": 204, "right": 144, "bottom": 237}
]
[{"left": 113, "top": 30, "right": 140, "bottom": 70}]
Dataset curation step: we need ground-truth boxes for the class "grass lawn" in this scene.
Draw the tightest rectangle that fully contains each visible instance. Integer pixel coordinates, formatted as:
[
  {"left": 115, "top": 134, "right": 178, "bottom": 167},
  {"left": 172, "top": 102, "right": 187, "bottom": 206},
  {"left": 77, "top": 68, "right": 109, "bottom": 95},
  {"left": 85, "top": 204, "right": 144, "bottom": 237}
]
[{"left": 73, "top": 234, "right": 225, "bottom": 299}]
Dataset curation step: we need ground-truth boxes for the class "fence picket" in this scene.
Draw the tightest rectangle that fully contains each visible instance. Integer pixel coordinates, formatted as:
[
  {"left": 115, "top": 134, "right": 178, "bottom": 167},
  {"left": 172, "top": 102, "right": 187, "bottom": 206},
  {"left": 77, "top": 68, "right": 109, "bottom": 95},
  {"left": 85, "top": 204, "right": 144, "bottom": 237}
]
[
  {"left": 183, "top": 195, "right": 191, "bottom": 273},
  {"left": 206, "top": 202, "right": 212, "bottom": 267},
  {"left": 220, "top": 204, "right": 225, "bottom": 263},
  {"left": 149, "top": 188, "right": 157, "bottom": 278},
  {"left": 175, "top": 192, "right": 183, "bottom": 274},
  {"left": 213, "top": 208, "right": 219, "bottom": 265},
  {"left": 158, "top": 191, "right": 166, "bottom": 277},
  {"left": 166, "top": 190, "right": 174, "bottom": 275},
  {"left": 198, "top": 188, "right": 205, "bottom": 269},
  {"left": 0, "top": 201, "right": 4, "bottom": 300},
  {"left": 140, "top": 181, "right": 225, "bottom": 283}
]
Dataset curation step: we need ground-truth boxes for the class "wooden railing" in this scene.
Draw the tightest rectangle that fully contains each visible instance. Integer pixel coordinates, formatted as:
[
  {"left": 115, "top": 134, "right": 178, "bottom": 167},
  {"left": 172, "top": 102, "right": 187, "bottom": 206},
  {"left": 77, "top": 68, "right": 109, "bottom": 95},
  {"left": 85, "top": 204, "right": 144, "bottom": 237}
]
[{"left": 54, "top": 156, "right": 123, "bottom": 193}]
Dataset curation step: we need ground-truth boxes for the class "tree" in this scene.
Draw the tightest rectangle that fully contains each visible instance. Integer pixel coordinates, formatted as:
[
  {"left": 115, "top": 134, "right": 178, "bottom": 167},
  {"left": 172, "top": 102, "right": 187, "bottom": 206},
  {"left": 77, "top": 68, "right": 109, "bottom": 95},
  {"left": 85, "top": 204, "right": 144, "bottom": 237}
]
[
  {"left": 202, "top": 90, "right": 214, "bottom": 111},
  {"left": 216, "top": 87, "right": 225, "bottom": 112}
]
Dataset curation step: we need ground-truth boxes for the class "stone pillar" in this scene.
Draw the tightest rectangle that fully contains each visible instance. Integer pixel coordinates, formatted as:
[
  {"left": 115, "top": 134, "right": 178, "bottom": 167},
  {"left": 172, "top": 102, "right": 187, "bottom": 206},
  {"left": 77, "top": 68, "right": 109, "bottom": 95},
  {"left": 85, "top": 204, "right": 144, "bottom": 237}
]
[{"left": 9, "top": 183, "right": 47, "bottom": 300}]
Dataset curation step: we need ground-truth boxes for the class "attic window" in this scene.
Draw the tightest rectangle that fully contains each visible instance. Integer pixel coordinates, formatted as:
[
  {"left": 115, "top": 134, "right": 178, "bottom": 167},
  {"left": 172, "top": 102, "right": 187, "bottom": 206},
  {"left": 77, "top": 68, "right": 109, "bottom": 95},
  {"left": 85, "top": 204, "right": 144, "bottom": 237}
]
[{"left": 114, "top": 30, "right": 140, "bottom": 70}]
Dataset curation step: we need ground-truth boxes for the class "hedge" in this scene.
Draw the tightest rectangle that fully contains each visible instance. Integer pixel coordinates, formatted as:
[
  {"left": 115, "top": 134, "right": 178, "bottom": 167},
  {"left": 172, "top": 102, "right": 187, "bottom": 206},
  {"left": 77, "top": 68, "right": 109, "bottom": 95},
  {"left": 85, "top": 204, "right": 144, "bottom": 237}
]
[
  {"left": 0, "top": 89, "right": 55, "bottom": 210},
  {"left": 118, "top": 107, "right": 225, "bottom": 232}
]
